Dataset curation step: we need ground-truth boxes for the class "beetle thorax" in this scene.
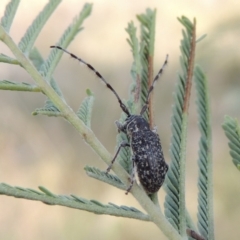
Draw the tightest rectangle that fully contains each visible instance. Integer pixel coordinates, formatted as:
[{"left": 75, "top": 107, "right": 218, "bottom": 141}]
[{"left": 124, "top": 115, "right": 150, "bottom": 135}]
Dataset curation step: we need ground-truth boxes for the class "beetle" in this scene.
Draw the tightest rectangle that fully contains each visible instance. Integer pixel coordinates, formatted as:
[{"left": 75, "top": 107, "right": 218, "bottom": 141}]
[{"left": 51, "top": 45, "right": 168, "bottom": 194}]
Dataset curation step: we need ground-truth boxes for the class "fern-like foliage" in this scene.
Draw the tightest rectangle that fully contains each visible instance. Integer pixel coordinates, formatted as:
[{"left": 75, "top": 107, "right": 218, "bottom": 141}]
[
  {"left": 85, "top": 166, "right": 125, "bottom": 190},
  {"left": 29, "top": 47, "right": 66, "bottom": 116},
  {"left": 194, "top": 66, "right": 214, "bottom": 239},
  {"left": 41, "top": 3, "right": 92, "bottom": 81},
  {"left": 32, "top": 79, "right": 64, "bottom": 116},
  {"left": 18, "top": 0, "right": 61, "bottom": 54},
  {"left": 0, "top": 1, "right": 214, "bottom": 238},
  {"left": 164, "top": 17, "right": 196, "bottom": 236},
  {"left": 0, "top": 53, "right": 19, "bottom": 65},
  {"left": 114, "top": 120, "right": 132, "bottom": 174},
  {"left": 137, "top": 9, "right": 156, "bottom": 56},
  {"left": 0, "top": 0, "right": 20, "bottom": 33},
  {"left": 137, "top": 9, "right": 156, "bottom": 124},
  {"left": 125, "top": 21, "right": 142, "bottom": 113},
  {"left": 29, "top": 47, "right": 45, "bottom": 70},
  {"left": 77, "top": 89, "right": 95, "bottom": 128},
  {"left": 0, "top": 80, "right": 40, "bottom": 92},
  {"left": 32, "top": 3, "right": 92, "bottom": 116},
  {"left": 223, "top": 116, "right": 240, "bottom": 170},
  {"left": 0, "top": 183, "right": 149, "bottom": 220},
  {"left": 32, "top": 103, "right": 62, "bottom": 116}
]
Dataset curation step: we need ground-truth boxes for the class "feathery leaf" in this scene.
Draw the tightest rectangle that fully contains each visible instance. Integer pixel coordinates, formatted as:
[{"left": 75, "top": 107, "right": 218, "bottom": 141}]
[
  {"left": 29, "top": 47, "right": 45, "bottom": 70},
  {"left": 194, "top": 66, "right": 214, "bottom": 239},
  {"left": 29, "top": 47, "right": 65, "bottom": 115},
  {"left": 18, "top": 0, "right": 61, "bottom": 54},
  {"left": 32, "top": 108, "right": 63, "bottom": 117},
  {"left": 85, "top": 166, "right": 125, "bottom": 190},
  {"left": 115, "top": 122, "right": 132, "bottom": 174},
  {"left": 42, "top": 3, "right": 92, "bottom": 82},
  {"left": 0, "top": 53, "right": 20, "bottom": 65},
  {"left": 223, "top": 116, "right": 240, "bottom": 170},
  {"left": 0, "top": 0, "right": 20, "bottom": 33},
  {"left": 137, "top": 9, "right": 156, "bottom": 124},
  {"left": 113, "top": 102, "right": 132, "bottom": 175},
  {"left": 125, "top": 21, "right": 142, "bottom": 113},
  {"left": 0, "top": 80, "right": 41, "bottom": 92},
  {"left": 137, "top": 8, "right": 156, "bottom": 55},
  {"left": 77, "top": 89, "right": 95, "bottom": 128},
  {"left": 32, "top": 77, "right": 65, "bottom": 117},
  {"left": 0, "top": 183, "right": 149, "bottom": 220},
  {"left": 164, "top": 16, "right": 196, "bottom": 236}
]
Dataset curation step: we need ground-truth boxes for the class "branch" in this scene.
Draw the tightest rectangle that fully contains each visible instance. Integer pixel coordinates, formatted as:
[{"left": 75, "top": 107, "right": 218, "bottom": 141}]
[
  {"left": 0, "top": 183, "right": 149, "bottom": 221},
  {"left": 0, "top": 80, "right": 41, "bottom": 91},
  {"left": 0, "top": 54, "right": 20, "bottom": 65}
]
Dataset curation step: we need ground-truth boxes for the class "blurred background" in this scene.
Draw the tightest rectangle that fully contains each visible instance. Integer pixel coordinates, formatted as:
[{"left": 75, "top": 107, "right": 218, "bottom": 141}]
[{"left": 0, "top": 0, "right": 240, "bottom": 239}]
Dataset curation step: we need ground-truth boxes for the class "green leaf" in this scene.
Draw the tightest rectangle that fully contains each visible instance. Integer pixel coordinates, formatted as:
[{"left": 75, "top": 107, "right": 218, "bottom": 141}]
[
  {"left": 41, "top": 3, "right": 92, "bottom": 82},
  {"left": 0, "top": 53, "right": 20, "bottom": 65},
  {"left": 111, "top": 103, "right": 132, "bottom": 175},
  {"left": 77, "top": 89, "right": 95, "bottom": 128},
  {"left": 164, "top": 16, "right": 196, "bottom": 236},
  {"left": 32, "top": 76, "right": 65, "bottom": 117},
  {"left": 29, "top": 47, "right": 45, "bottom": 70},
  {"left": 32, "top": 108, "right": 63, "bottom": 117},
  {"left": 0, "top": 80, "right": 41, "bottom": 92},
  {"left": 39, "top": 186, "right": 57, "bottom": 197},
  {"left": 28, "top": 47, "right": 65, "bottom": 113},
  {"left": 223, "top": 116, "right": 240, "bottom": 170},
  {"left": 196, "top": 34, "right": 207, "bottom": 43},
  {"left": 194, "top": 66, "right": 214, "bottom": 240},
  {"left": 137, "top": 8, "right": 156, "bottom": 55},
  {"left": 115, "top": 122, "right": 132, "bottom": 174},
  {"left": 0, "top": 183, "right": 149, "bottom": 221},
  {"left": 84, "top": 166, "right": 125, "bottom": 190},
  {"left": 0, "top": 0, "right": 20, "bottom": 33},
  {"left": 125, "top": 21, "right": 142, "bottom": 113},
  {"left": 126, "top": 22, "right": 142, "bottom": 78},
  {"left": 18, "top": 0, "right": 61, "bottom": 54},
  {"left": 137, "top": 8, "right": 156, "bottom": 121},
  {"left": 125, "top": 8, "right": 157, "bottom": 123}
]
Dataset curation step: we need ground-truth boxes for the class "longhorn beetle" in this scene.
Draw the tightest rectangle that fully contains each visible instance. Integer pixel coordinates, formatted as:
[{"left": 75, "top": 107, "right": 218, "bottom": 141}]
[{"left": 51, "top": 45, "right": 169, "bottom": 194}]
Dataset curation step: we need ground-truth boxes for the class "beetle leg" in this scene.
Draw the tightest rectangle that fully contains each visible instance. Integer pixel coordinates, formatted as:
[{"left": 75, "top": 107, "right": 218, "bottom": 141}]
[
  {"left": 106, "top": 141, "right": 130, "bottom": 173},
  {"left": 125, "top": 156, "right": 136, "bottom": 194}
]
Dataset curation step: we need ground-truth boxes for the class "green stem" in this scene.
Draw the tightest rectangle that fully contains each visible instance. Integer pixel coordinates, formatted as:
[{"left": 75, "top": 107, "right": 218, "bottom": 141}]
[
  {"left": 0, "top": 81, "right": 41, "bottom": 91},
  {"left": 130, "top": 185, "right": 182, "bottom": 240},
  {"left": 0, "top": 54, "right": 20, "bottom": 65}
]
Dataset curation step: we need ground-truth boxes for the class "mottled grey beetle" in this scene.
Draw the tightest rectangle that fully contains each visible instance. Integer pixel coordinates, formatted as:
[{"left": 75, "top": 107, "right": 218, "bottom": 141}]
[{"left": 51, "top": 45, "right": 168, "bottom": 194}]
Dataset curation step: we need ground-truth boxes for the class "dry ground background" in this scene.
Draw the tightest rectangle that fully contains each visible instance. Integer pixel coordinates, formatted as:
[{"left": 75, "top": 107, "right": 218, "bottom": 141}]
[{"left": 0, "top": 0, "right": 240, "bottom": 239}]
